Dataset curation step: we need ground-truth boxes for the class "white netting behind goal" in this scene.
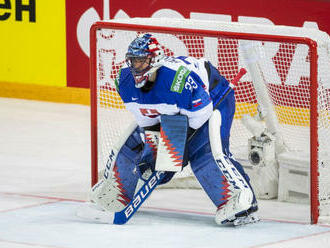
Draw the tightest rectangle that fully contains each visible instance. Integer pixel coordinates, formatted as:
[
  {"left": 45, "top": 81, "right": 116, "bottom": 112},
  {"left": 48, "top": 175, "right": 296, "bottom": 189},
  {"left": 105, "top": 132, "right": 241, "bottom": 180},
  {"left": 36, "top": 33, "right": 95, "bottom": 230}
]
[{"left": 90, "top": 18, "right": 330, "bottom": 223}]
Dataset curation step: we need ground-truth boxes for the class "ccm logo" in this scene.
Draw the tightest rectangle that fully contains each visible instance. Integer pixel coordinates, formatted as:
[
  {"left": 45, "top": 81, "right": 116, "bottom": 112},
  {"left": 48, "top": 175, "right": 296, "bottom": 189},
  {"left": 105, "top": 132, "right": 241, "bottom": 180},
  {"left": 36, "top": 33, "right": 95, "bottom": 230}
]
[
  {"left": 124, "top": 171, "right": 164, "bottom": 218},
  {"left": 216, "top": 157, "right": 249, "bottom": 190}
]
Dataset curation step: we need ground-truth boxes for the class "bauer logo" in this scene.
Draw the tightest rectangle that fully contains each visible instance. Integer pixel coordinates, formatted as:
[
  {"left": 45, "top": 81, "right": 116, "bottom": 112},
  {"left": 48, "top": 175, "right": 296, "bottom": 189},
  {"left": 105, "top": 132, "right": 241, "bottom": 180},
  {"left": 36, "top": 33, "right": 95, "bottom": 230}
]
[
  {"left": 170, "top": 66, "right": 190, "bottom": 93},
  {"left": 124, "top": 171, "right": 164, "bottom": 219}
]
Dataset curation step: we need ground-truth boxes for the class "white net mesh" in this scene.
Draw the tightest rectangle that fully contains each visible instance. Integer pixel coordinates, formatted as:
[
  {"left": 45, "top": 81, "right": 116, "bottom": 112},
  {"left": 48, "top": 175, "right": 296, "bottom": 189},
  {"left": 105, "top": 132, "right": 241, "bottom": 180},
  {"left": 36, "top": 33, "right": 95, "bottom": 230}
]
[{"left": 91, "top": 18, "right": 330, "bottom": 223}]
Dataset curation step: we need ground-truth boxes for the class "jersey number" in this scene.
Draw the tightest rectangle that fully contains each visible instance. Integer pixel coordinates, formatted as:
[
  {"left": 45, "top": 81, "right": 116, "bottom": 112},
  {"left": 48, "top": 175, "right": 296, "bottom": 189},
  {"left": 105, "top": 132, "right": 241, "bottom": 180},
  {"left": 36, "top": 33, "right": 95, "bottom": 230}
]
[{"left": 185, "top": 75, "right": 198, "bottom": 91}]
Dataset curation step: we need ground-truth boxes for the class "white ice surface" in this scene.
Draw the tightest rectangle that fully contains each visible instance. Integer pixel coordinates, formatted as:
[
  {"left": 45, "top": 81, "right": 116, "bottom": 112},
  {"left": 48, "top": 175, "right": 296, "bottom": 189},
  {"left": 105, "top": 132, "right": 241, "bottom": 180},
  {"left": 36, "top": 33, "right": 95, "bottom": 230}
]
[{"left": 0, "top": 97, "right": 330, "bottom": 248}]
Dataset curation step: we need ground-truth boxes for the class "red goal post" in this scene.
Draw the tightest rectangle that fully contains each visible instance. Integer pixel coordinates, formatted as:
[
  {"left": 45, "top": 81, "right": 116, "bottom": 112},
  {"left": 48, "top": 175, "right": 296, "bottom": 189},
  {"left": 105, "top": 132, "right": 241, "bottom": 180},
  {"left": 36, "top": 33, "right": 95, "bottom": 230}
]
[{"left": 89, "top": 18, "right": 330, "bottom": 224}]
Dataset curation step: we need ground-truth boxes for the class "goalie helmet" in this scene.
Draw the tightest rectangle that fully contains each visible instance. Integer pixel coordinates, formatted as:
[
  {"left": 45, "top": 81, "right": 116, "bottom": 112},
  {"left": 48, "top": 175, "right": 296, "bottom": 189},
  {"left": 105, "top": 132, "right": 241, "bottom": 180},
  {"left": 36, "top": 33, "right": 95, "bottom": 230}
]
[{"left": 126, "top": 33, "right": 165, "bottom": 88}]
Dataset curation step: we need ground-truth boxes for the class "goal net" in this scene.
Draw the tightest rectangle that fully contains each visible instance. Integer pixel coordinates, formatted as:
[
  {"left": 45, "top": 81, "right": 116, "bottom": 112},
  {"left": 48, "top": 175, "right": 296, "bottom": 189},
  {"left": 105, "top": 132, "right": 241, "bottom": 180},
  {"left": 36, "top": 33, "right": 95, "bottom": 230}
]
[{"left": 90, "top": 18, "right": 330, "bottom": 224}]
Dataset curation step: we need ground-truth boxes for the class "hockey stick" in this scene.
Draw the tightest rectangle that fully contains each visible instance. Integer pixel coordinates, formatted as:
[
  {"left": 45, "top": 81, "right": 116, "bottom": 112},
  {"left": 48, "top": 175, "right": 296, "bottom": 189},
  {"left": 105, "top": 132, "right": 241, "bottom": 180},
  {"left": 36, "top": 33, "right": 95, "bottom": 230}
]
[
  {"left": 112, "top": 68, "right": 247, "bottom": 225},
  {"left": 213, "top": 68, "right": 247, "bottom": 109},
  {"left": 187, "top": 67, "right": 247, "bottom": 142},
  {"left": 113, "top": 171, "right": 165, "bottom": 224}
]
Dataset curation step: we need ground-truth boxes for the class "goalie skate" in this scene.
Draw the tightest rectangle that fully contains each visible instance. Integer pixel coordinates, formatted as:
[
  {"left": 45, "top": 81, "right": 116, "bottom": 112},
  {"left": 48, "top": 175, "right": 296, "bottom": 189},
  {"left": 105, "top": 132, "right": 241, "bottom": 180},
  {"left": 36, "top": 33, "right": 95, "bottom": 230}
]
[
  {"left": 219, "top": 201, "right": 260, "bottom": 226},
  {"left": 215, "top": 188, "right": 254, "bottom": 225},
  {"left": 232, "top": 212, "right": 260, "bottom": 226}
]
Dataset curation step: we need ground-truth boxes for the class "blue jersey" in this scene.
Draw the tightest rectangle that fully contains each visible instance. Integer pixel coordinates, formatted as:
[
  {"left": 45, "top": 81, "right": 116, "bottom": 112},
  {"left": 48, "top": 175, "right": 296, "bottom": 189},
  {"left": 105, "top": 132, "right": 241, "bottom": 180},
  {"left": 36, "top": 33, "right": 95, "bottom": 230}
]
[{"left": 116, "top": 56, "right": 228, "bottom": 129}]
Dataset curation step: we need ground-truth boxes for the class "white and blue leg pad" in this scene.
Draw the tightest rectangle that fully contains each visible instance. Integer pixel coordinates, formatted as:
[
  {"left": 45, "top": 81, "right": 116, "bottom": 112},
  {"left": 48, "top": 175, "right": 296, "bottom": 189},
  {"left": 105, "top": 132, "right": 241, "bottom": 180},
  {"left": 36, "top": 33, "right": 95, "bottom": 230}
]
[
  {"left": 188, "top": 110, "right": 253, "bottom": 210},
  {"left": 90, "top": 123, "right": 142, "bottom": 212},
  {"left": 209, "top": 110, "right": 252, "bottom": 194},
  {"left": 188, "top": 122, "right": 230, "bottom": 207}
]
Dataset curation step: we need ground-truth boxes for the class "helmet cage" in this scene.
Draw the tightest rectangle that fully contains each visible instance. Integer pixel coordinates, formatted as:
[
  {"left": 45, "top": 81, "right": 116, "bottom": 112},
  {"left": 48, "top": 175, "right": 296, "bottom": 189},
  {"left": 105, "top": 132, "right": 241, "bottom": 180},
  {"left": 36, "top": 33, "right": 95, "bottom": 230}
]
[{"left": 125, "top": 55, "right": 152, "bottom": 75}]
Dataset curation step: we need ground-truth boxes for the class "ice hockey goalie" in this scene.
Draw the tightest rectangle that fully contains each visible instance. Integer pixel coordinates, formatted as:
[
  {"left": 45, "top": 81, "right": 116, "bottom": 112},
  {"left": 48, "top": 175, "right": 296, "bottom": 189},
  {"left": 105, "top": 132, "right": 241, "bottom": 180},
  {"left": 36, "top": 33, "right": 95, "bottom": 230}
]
[{"left": 80, "top": 33, "right": 259, "bottom": 226}]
